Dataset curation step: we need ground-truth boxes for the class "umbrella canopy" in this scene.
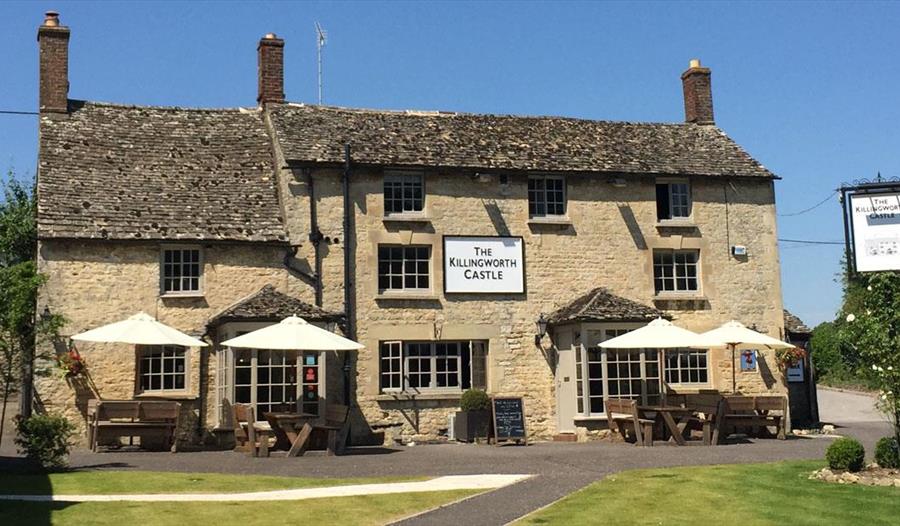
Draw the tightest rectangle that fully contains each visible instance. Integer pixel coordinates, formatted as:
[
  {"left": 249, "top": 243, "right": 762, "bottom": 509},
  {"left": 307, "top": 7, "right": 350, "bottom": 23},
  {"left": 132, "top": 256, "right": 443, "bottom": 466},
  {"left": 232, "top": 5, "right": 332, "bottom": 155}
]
[
  {"left": 599, "top": 318, "right": 724, "bottom": 349},
  {"left": 71, "top": 312, "right": 208, "bottom": 347},
  {"left": 221, "top": 316, "right": 364, "bottom": 351},
  {"left": 701, "top": 320, "right": 794, "bottom": 349}
]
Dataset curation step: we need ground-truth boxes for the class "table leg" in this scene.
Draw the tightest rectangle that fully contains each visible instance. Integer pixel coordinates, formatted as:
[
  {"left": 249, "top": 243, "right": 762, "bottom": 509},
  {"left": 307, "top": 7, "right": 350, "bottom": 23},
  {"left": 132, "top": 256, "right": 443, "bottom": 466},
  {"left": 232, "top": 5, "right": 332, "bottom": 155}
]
[{"left": 662, "top": 412, "right": 686, "bottom": 445}]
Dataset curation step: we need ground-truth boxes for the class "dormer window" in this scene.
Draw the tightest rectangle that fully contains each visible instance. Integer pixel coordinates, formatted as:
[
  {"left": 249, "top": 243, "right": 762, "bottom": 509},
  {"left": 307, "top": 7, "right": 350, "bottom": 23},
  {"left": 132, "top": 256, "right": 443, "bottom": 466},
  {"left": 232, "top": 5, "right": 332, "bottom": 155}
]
[
  {"left": 384, "top": 171, "right": 424, "bottom": 216},
  {"left": 656, "top": 179, "right": 692, "bottom": 220}
]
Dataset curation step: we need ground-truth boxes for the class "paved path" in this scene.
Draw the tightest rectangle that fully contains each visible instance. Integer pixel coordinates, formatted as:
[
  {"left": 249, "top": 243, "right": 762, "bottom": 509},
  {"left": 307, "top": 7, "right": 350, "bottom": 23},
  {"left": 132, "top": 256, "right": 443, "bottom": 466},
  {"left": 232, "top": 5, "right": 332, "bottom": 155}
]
[{"left": 0, "top": 474, "right": 530, "bottom": 502}]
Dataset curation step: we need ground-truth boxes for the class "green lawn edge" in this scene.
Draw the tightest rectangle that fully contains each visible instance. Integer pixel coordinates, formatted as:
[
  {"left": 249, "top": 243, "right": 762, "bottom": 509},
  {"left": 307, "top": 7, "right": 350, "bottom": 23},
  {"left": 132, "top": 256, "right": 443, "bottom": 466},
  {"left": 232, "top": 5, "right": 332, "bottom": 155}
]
[
  {"left": 0, "top": 470, "right": 426, "bottom": 495},
  {"left": 517, "top": 460, "right": 900, "bottom": 526}
]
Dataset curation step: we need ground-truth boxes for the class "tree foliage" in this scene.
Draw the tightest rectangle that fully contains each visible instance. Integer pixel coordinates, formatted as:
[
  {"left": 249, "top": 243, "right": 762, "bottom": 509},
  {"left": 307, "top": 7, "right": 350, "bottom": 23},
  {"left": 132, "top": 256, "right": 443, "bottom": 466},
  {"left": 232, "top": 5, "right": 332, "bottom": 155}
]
[
  {"left": 838, "top": 272, "right": 900, "bottom": 447},
  {"left": 0, "top": 170, "right": 65, "bottom": 446}
]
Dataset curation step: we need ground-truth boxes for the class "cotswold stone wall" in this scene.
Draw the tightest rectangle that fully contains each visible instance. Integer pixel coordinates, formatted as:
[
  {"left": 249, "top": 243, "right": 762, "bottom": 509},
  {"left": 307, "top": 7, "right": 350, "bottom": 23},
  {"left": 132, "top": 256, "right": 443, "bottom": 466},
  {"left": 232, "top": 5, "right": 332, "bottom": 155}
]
[
  {"left": 287, "top": 168, "right": 784, "bottom": 443},
  {"left": 34, "top": 241, "right": 299, "bottom": 445}
]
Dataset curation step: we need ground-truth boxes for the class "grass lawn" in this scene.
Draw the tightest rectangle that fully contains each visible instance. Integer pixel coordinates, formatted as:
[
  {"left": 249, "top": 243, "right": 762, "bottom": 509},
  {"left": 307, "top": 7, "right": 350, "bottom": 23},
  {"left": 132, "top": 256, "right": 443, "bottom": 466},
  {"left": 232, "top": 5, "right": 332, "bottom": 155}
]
[
  {"left": 0, "top": 471, "right": 479, "bottom": 525},
  {"left": 0, "top": 470, "right": 423, "bottom": 495},
  {"left": 518, "top": 460, "right": 900, "bottom": 526},
  {"left": 0, "top": 491, "right": 478, "bottom": 525}
]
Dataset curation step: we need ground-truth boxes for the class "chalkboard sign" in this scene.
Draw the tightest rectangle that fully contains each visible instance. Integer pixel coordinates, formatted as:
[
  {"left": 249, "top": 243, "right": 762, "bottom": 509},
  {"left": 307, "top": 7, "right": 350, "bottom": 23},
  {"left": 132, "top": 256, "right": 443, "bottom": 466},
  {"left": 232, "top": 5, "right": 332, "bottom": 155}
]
[{"left": 492, "top": 397, "right": 527, "bottom": 445}]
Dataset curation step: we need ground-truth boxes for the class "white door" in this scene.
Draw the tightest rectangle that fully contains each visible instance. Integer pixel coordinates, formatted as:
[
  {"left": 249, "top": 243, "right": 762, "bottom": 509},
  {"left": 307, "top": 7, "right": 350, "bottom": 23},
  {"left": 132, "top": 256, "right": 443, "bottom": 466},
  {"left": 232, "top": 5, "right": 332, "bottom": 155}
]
[{"left": 554, "top": 330, "right": 577, "bottom": 433}]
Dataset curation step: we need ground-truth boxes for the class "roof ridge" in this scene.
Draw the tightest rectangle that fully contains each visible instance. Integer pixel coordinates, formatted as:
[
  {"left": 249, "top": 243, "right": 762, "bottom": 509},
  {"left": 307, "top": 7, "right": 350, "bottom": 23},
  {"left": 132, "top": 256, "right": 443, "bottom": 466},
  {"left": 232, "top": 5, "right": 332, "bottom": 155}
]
[
  {"left": 70, "top": 99, "right": 259, "bottom": 113},
  {"left": 274, "top": 101, "right": 698, "bottom": 127}
]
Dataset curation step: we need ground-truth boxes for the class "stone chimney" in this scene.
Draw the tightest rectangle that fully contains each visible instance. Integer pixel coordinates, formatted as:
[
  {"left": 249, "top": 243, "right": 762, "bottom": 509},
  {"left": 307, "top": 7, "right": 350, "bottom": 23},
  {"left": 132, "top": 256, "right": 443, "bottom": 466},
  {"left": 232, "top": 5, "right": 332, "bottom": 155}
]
[
  {"left": 37, "top": 11, "right": 70, "bottom": 114},
  {"left": 257, "top": 33, "right": 285, "bottom": 105},
  {"left": 681, "top": 59, "right": 714, "bottom": 125}
]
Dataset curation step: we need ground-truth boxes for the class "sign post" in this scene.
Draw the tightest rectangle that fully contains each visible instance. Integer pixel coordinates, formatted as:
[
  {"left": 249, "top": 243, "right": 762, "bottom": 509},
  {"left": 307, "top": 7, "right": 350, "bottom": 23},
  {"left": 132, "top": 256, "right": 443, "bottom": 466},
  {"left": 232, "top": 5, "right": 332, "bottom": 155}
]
[{"left": 840, "top": 176, "right": 900, "bottom": 275}]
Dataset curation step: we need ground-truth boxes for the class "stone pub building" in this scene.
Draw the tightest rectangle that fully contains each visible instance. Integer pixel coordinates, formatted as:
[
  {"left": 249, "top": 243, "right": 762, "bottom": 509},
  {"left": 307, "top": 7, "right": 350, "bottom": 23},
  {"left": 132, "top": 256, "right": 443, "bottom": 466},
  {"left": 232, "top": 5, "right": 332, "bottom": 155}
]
[{"left": 33, "top": 12, "right": 788, "bottom": 446}]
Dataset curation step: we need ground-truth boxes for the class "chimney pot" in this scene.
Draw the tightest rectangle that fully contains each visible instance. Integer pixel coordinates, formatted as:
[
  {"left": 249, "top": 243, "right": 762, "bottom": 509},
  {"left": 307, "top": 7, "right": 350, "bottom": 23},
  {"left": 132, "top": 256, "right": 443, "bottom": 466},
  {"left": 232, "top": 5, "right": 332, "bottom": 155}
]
[
  {"left": 681, "top": 59, "right": 714, "bottom": 125},
  {"left": 257, "top": 34, "right": 285, "bottom": 105},
  {"left": 38, "top": 11, "right": 70, "bottom": 114},
  {"left": 43, "top": 11, "right": 60, "bottom": 27}
]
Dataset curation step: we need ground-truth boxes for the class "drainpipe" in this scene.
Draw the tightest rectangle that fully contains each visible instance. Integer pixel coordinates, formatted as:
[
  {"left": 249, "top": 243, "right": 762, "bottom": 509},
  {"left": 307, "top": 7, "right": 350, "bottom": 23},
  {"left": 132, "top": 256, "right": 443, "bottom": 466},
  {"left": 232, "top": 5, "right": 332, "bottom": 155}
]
[
  {"left": 342, "top": 144, "right": 354, "bottom": 407},
  {"left": 305, "top": 168, "right": 324, "bottom": 307}
]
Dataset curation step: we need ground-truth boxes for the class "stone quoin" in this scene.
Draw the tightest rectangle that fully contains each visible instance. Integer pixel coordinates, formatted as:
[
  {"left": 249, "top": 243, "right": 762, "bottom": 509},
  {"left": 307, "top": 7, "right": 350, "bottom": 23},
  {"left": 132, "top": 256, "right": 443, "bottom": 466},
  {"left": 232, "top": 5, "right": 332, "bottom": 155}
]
[{"left": 32, "top": 11, "right": 791, "bottom": 447}]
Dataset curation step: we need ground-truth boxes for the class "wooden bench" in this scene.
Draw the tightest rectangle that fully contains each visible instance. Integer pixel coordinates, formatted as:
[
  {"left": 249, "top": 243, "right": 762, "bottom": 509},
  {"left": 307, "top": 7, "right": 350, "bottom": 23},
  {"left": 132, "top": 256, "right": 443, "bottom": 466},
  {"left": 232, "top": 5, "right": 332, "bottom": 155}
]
[
  {"left": 89, "top": 400, "right": 180, "bottom": 452},
  {"left": 685, "top": 395, "right": 727, "bottom": 445},
  {"left": 289, "top": 403, "right": 350, "bottom": 456},
  {"left": 605, "top": 398, "right": 655, "bottom": 446},
  {"left": 233, "top": 403, "right": 273, "bottom": 457},
  {"left": 721, "top": 395, "right": 786, "bottom": 440}
]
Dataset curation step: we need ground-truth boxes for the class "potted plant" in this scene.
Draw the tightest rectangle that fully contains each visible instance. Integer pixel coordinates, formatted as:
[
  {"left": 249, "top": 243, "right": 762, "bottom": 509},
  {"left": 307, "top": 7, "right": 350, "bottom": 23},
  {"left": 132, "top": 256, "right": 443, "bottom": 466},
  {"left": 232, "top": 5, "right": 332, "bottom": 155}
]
[{"left": 454, "top": 389, "right": 492, "bottom": 443}]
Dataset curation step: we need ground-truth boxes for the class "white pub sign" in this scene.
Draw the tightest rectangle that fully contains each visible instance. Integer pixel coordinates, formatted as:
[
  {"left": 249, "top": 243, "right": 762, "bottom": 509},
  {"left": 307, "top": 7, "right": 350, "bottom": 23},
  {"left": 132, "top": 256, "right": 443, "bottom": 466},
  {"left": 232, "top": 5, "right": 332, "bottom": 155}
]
[
  {"left": 850, "top": 192, "right": 900, "bottom": 272},
  {"left": 443, "top": 236, "right": 525, "bottom": 293}
]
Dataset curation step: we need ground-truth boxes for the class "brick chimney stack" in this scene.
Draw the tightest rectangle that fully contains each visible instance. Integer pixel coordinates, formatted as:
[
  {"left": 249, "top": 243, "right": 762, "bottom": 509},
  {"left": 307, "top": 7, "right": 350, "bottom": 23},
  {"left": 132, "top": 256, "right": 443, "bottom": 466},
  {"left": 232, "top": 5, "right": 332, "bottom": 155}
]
[
  {"left": 681, "top": 59, "right": 714, "bottom": 125},
  {"left": 37, "top": 11, "right": 70, "bottom": 114},
  {"left": 257, "top": 33, "right": 285, "bottom": 105}
]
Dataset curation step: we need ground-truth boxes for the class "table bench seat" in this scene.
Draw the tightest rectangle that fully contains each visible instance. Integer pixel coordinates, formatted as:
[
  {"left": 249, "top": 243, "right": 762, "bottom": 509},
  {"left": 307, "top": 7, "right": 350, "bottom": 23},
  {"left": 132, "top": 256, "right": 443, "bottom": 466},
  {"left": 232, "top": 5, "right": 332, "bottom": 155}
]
[{"left": 89, "top": 400, "right": 181, "bottom": 452}]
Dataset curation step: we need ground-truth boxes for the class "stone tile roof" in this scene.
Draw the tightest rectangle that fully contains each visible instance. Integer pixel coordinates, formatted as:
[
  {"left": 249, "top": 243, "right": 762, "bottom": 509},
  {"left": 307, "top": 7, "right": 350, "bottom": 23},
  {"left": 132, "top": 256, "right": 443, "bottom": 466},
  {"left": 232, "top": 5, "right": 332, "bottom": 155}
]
[
  {"left": 207, "top": 285, "right": 343, "bottom": 327},
  {"left": 37, "top": 101, "right": 287, "bottom": 243},
  {"left": 783, "top": 309, "right": 811, "bottom": 335},
  {"left": 269, "top": 103, "right": 776, "bottom": 178},
  {"left": 548, "top": 288, "right": 664, "bottom": 324}
]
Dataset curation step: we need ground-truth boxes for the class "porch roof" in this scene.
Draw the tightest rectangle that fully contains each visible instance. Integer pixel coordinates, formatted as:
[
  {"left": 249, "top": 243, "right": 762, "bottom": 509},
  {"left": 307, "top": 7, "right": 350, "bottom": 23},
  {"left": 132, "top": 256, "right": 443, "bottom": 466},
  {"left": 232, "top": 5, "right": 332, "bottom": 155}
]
[
  {"left": 207, "top": 285, "right": 343, "bottom": 328},
  {"left": 548, "top": 288, "right": 664, "bottom": 325}
]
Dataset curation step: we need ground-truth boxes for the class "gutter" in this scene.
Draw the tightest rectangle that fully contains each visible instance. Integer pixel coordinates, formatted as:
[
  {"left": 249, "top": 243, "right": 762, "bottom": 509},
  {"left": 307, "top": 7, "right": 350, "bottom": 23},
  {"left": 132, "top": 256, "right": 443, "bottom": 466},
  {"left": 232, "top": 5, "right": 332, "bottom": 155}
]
[{"left": 342, "top": 144, "right": 354, "bottom": 406}]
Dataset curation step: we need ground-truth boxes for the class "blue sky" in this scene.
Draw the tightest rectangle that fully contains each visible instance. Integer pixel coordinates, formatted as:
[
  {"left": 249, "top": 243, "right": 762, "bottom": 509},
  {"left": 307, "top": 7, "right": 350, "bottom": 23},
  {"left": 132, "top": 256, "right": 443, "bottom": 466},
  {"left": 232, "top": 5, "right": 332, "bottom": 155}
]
[{"left": 3, "top": 1, "right": 900, "bottom": 328}]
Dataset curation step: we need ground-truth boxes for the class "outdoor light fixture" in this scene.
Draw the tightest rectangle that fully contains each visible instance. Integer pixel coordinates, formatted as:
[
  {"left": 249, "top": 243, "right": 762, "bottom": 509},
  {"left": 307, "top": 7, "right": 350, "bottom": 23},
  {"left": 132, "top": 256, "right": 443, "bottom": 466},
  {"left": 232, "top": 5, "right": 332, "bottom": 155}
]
[
  {"left": 609, "top": 177, "right": 627, "bottom": 188},
  {"left": 535, "top": 312, "right": 549, "bottom": 345}
]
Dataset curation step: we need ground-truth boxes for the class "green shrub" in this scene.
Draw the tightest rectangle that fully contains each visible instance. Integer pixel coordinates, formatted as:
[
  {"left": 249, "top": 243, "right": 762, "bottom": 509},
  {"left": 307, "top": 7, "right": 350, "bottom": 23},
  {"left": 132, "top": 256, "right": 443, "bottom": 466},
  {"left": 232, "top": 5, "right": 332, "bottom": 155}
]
[
  {"left": 874, "top": 436, "right": 900, "bottom": 469},
  {"left": 460, "top": 389, "right": 490, "bottom": 412},
  {"left": 15, "top": 413, "right": 76, "bottom": 469},
  {"left": 825, "top": 437, "right": 865, "bottom": 472}
]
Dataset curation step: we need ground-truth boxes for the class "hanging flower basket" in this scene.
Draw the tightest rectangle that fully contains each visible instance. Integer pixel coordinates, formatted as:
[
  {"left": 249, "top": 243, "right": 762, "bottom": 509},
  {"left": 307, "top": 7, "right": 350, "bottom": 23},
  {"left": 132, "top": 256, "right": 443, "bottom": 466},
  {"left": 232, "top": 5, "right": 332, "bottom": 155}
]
[
  {"left": 58, "top": 346, "right": 87, "bottom": 378},
  {"left": 775, "top": 346, "right": 805, "bottom": 370}
]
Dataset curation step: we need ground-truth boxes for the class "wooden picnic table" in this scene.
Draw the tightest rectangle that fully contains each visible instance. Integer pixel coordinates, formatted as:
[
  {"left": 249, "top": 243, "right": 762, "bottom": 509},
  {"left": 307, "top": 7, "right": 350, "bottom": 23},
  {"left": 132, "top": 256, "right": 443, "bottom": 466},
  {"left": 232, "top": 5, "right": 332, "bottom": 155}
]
[
  {"left": 263, "top": 412, "right": 317, "bottom": 453},
  {"left": 638, "top": 405, "right": 697, "bottom": 446}
]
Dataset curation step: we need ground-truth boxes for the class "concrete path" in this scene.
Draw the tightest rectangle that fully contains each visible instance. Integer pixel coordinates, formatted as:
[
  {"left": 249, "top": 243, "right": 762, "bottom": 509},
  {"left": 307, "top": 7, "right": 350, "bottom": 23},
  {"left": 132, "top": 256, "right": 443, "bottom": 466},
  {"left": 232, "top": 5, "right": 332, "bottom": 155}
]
[
  {"left": 0, "top": 474, "right": 530, "bottom": 503},
  {"left": 818, "top": 387, "right": 883, "bottom": 423}
]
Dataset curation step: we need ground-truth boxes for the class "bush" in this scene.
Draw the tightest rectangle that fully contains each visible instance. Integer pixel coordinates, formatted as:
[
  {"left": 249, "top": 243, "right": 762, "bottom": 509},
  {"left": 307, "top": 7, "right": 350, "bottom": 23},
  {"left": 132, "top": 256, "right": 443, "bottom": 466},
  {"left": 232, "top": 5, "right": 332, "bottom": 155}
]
[
  {"left": 874, "top": 436, "right": 900, "bottom": 469},
  {"left": 460, "top": 389, "right": 490, "bottom": 412},
  {"left": 825, "top": 437, "right": 866, "bottom": 472},
  {"left": 15, "top": 413, "right": 76, "bottom": 469}
]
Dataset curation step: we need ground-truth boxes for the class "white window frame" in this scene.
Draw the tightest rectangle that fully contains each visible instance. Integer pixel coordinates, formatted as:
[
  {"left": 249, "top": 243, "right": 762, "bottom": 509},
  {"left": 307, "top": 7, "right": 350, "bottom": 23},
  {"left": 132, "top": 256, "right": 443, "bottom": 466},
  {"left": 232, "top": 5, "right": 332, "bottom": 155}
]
[
  {"left": 160, "top": 245, "right": 204, "bottom": 296},
  {"left": 653, "top": 249, "right": 701, "bottom": 295},
  {"left": 383, "top": 170, "right": 425, "bottom": 216},
  {"left": 136, "top": 345, "right": 189, "bottom": 395},
  {"left": 575, "top": 325, "right": 662, "bottom": 417},
  {"left": 528, "top": 174, "right": 567, "bottom": 218},
  {"left": 656, "top": 178, "right": 692, "bottom": 221},
  {"left": 664, "top": 349, "right": 711, "bottom": 387},
  {"left": 377, "top": 245, "right": 432, "bottom": 293},
  {"left": 379, "top": 340, "right": 487, "bottom": 394}
]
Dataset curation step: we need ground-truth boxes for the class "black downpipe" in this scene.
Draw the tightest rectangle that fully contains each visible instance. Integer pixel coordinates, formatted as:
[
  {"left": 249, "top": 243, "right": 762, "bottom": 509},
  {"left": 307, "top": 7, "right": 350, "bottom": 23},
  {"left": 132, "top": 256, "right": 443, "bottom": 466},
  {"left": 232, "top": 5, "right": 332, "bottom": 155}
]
[
  {"left": 306, "top": 168, "right": 324, "bottom": 307},
  {"left": 342, "top": 144, "right": 354, "bottom": 408}
]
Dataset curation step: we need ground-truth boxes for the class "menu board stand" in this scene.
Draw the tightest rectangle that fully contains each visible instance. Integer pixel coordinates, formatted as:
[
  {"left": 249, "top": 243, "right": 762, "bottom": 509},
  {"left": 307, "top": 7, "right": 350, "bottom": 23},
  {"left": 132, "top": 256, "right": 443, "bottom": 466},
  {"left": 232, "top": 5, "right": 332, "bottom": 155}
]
[{"left": 491, "top": 396, "right": 527, "bottom": 446}]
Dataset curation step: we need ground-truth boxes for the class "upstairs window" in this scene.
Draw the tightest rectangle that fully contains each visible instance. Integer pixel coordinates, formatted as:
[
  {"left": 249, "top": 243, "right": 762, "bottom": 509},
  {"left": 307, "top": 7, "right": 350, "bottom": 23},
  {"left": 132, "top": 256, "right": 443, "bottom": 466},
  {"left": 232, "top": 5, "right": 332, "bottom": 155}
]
[
  {"left": 653, "top": 250, "right": 700, "bottom": 294},
  {"left": 384, "top": 171, "right": 424, "bottom": 215},
  {"left": 161, "top": 247, "right": 202, "bottom": 295},
  {"left": 528, "top": 175, "right": 566, "bottom": 217},
  {"left": 656, "top": 180, "right": 692, "bottom": 220},
  {"left": 378, "top": 245, "right": 430, "bottom": 292}
]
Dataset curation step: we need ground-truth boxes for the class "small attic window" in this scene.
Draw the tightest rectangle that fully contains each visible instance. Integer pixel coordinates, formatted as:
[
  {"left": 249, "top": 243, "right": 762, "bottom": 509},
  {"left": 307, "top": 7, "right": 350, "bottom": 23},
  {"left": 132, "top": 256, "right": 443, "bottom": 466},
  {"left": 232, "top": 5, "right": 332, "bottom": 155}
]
[{"left": 656, "top": 179, "right": 692, "bottom": 221}]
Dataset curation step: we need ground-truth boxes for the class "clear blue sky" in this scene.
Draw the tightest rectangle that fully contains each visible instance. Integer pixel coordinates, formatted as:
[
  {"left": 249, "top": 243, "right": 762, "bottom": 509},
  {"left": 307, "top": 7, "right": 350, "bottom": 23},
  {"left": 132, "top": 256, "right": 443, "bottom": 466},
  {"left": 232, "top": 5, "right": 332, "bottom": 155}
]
[{"left": 3, "top": 1, "right": 900, "bottom": 328}]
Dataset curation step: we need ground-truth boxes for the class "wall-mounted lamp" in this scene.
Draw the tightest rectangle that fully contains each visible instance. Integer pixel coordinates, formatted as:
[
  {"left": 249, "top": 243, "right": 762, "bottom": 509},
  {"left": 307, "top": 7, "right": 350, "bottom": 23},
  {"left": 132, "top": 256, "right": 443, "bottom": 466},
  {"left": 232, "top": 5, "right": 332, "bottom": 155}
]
[
  {"left": 535, "top": 312, "right": 549, "bottom": 345},
  {"left": 609, "top": 178, "right": 627, "bottom": 188}
]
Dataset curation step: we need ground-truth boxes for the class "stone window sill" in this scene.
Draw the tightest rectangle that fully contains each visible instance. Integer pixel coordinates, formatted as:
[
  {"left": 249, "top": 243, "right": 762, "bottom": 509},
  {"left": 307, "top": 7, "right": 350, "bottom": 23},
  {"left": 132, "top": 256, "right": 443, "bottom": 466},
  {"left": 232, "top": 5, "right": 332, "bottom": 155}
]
[
  {"left": 573, "top": 415, "right": 608, "bottom": 422},
  {"left": 134, "top": 392, "right": 197, "bottom": 401},
  {"left": 376, "top": 292, "right": 440, "bottom": 301},
  {"left": 160, "top": 293, "right": 205, "bottom": 299},
  {"left": 653, "top": 294, "right": 708, "bottom": 302},
  {"left": 376, "top": 392, "right": 462, "bottom": 402},
  {"left": 382, "top": 215, "right": 432, "bottom": 224},
  {"left": 527, "top": 216, "right": 573, "bottom": 227},
  {"left": 655, "top": 220, "right": 697, "bottom": 229}
]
